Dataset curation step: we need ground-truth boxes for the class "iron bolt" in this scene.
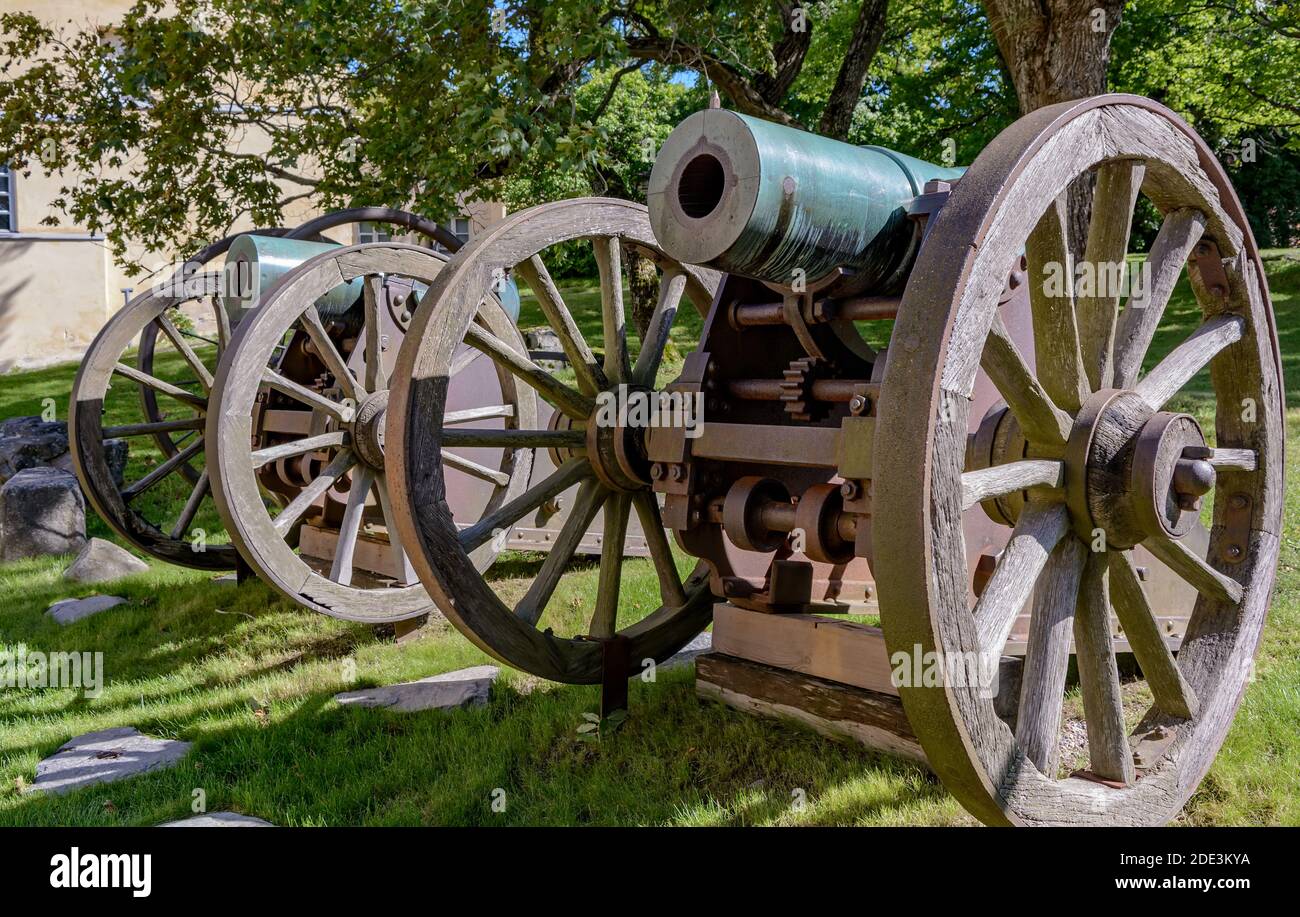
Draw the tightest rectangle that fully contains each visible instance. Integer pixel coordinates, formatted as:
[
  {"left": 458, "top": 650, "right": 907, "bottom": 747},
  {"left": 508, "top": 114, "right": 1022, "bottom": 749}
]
[
  {"left": 849, "top": 394, "right": 868, "bottom": 415},
  {"left": 840, "top": 481, "right": 860, "bottom": 500},
  {"left": 650, "top": 463, "right": 664, "bottom": 481}
]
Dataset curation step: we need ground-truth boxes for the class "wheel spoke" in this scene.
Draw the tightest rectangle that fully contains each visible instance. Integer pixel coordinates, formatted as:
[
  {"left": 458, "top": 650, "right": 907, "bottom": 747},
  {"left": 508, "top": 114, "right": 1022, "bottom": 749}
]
[
  {"left": 113, "top": 363, "right": 208, "bottom": 411},
  {"left": 102, "top": 417, "right": 205, "bottom": 438},
  {"left": 633, "top": 491, "right": 687, "bottom": 607},
  {"left": 374, "top": 472, "right": 417, "bottom": 585},
  {"left": 363, "top": 274, "right": 388, "bottom": 392},
  {"left": 155, "top": 313, "right": 214, "bottom": 391},
  {"left": 1134, "top": 314, "right": 1245, "bottom": 410},
  {"left": 122, "top": 436, "right": 205, "bottom": 502},
  {"left": 169, "top": 469, "right": 210, "bottom": 541},
  {"left": 1015, "top": 535, "right": 1086, "bottom": 778},
  {"left": 442, "top": 451, "right": 511, "bottom": 486},
  {"left": 1073, "top": 551, "right": 1136, "bottom": 784},
  {"left": 981, "top": 311, "right": 1073, "bottom": 446},
  {"left": 299, "top": 305, "right": 361, "bottom": 401},
  {"left": 632, "top": 269, "right": 686, "bottom": 387},
  {"left": 444, "top": 404, "right": 515, "bottom": 424},
  {"left": 273, "top": 449, "right": 356, "bottom": 535},
  {"left": 449, "top": 343, "right": 480, "bottom": 378},
  {"left": 214, "top": 294, "right": 232, "bottom": 354},
  {"left": 1144, "top": 533, "right": 1244, "bottom": 605},
  {"left": 329, "top": 466, "right": 374, "bottom": 586},
  {"left": 516, "top": 478, "right": 607, "bottom": 626},
  {"left": 589, "top": 492, "right": 631, "bottom": 638},
  {"left": 464, "top": 323, "right": 595, "bottom": 419},
  {"left": 262, "top": 368, "right": 355, "bottom": 423},
  {"left": 1077, "top": 160, "right": 1145, "bottom": 391},
  {"left": 251, "top": 431, "right": 348, "bottom": 469},
  {"left": 440, "top": 429, "right": 586, "bottom": 449},
  {"left": 974, "top": 501, "right": 1072, "bottom": 656},
  {"left": 1111, "top": 208, "right": 1206, "bottom": 388},
  {"left": 1025, "top": 195, "right": 1089, "bottom": 412},
  {"left": 594, "top": 236, "right": 632, "bottom": 385},
  {"left": 961, "top": 460, "right": 1065, "bottom": 511},
  {"left": 1108, "top": 550, "right": 1198, "bottom": 719},
  {"left": 514, "top": 255, "right": 606, "bottom": 395},
  {"left": 459, "top": 457, "right": 590, "bottom": 552}
]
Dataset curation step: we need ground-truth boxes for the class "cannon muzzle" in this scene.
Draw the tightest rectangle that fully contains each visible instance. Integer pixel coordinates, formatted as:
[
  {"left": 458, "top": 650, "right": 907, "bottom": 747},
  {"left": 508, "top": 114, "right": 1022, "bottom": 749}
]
[{"left": 648, "top": 110, "right": 962, "bottom": 291}]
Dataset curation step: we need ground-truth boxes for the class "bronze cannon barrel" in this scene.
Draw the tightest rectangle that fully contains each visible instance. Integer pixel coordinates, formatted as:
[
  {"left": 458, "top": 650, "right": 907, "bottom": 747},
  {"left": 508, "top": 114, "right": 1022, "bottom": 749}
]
[{"left": 648, "top": 109, "right": 962, "bottom": 290}]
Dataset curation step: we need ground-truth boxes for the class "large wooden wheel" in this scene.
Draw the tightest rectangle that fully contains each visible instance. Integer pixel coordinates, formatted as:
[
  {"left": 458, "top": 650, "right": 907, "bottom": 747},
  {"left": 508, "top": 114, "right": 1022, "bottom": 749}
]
[
  {"left": 873, "top": 96, "right": 1284, "bottom": 825},
  {"left": 70, "top": 271, "right": 237, "bottom": 569},
  {"left": 207, "top": 242, "right": 532, "bottom": 622},
  {"left": 73, "top": 209, "right": 458, "bottom": 572},
  {"left": 388, "top": 198, "right": 722, "bottom": 681},
  {"left": 133, "top": 229, "right": 285, "bottom": 486}
]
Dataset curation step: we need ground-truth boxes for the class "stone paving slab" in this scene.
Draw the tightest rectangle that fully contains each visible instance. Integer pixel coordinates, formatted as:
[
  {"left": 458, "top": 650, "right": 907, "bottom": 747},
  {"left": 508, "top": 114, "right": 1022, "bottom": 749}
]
[
  {"left": 47, "top": 595, "right": 128, "bottom": 625},
  {"left": 159, "top": 812, "right": 273, "bottom": 827},
  {"left": 334, "top": 665, "right": 499, "bottom": 712},
  {"left": 662, "top": 631, "right": 713, "bottom": 670},
  {"left": 25, "top": 727, "right": 191, "bottom": 795}
]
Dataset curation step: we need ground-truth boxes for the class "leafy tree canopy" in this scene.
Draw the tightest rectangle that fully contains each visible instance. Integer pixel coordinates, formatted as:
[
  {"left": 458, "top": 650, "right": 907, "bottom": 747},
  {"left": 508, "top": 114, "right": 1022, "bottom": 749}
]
[{"left": 1, "top": 0, "right": 1298, "bottom": 267}]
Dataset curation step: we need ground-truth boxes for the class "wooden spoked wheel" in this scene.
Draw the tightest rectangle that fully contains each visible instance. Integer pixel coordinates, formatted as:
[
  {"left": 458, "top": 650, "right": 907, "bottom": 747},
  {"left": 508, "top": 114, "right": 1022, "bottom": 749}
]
[
  {"left": 388, "top": 198, "right": 721, "bottom": 682},
  {"left": 70, "top": 272, "right": 237, "bottom": 570},
  {"left": 207, "top": 242, "right": 532, "bottom": 623},
  {"left": 133, "top": 232, "right": 280, "bottom": 484},
  {"left": 136, "top": 211, "right": 460, "bottom": 484},
  {"left": 873, "top": 96, "right": 1284, "bottom": 825}
]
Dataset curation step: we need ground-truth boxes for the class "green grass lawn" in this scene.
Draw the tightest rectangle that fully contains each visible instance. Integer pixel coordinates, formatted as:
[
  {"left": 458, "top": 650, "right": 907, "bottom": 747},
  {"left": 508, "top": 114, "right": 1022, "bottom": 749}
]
[{"left": 0, "top": 257, "right": 1297, "bottom": 827}]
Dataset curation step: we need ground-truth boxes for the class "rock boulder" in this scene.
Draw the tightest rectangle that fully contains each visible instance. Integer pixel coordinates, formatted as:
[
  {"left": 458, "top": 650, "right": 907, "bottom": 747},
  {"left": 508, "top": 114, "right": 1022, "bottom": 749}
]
[{"left": 0, "top": 467, "right": 86, "bottom": 562}]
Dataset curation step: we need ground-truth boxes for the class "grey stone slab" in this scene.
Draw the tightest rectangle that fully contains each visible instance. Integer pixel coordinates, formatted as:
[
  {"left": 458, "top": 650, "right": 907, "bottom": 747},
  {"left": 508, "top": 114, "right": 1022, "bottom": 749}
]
[
  {"left": 662, "top": 631, "right": 712, "bottom": 670},
  {"left": 335, "top": 665, "right": 499, "bottom": 712},
  {"left": 0, "top": 467, "right": 87, "bottom": 561},
  {"left": 159, "top": 812, "right": 273, "bottom": 827},
  {"left": 25, "top": 727, "right": 191, "bottom": 795},
  {"left": 47, "top": 594, "right": 128, "bottom": 624},
  {"left": 63, "top": 537, "right": 150, "bottom": 584}
]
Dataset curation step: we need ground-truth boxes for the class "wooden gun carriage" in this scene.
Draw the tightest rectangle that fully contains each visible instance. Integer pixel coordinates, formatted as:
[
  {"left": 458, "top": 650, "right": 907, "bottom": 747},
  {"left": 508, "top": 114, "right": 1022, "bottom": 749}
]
[
  {"left": 68, "top": 206, "right": 664, "bottom": 625},
  {"left": 379, "top": 95, "right": 1283, "bottom": 826},
  {"left": 68, "top": 93, "right": 1283, "bottom": 826}
]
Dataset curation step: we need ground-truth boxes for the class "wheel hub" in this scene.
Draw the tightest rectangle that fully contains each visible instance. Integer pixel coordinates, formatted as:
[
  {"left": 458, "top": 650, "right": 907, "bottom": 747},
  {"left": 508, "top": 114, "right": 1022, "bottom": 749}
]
[
  {"left": 1063, "top": 388, "right": 1213, "bottom": 550},
  {"left": 351, "top": 390, "right": 389, "bottom": 470},
  {"left": 584, "top": 386, "right": 654, "bottom": 493}
]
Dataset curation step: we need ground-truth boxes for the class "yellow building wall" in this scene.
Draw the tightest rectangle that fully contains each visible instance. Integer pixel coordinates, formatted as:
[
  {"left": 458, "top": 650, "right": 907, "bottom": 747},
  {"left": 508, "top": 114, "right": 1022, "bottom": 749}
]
[{"left": 0, "top": 0, "right": 504, "bottom": 373}]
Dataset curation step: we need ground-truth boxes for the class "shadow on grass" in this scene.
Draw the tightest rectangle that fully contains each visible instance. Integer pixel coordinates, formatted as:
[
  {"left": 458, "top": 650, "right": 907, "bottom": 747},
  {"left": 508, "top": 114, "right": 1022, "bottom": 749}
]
[{"left": 0, "top": 663, "right": 954, "bottom": 827}]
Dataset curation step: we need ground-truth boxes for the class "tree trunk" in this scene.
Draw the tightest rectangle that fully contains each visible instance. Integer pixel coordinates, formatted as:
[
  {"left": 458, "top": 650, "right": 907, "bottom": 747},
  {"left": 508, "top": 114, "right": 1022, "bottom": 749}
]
[
  {"left": 625, "top": 246, "right": 661, "bottom": 340},
  {"left": 982, "top": 0, "right": 1126, "bottom": 255},
  {"left": 819, "top": 0, "right": 890, "bottom": 140}
]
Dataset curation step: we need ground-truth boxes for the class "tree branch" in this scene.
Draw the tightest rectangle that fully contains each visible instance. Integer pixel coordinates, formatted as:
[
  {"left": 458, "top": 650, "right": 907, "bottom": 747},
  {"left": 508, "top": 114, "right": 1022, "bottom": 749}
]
[
  {"left": 752, "top": 1, "right": 814, "bottom": 105},
  {"left": 624, "top": 32, "right": 798, "bottom": 126}
]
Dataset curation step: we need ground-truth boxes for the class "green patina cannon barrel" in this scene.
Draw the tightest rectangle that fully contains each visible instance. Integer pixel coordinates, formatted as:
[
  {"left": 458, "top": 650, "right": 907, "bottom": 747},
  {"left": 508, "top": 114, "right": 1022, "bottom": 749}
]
[
  {"left": 223, "top": 235, "right": 361, "bottom": 324},
  {"left": 222, "top": 233, "right": 523, "bottom": 326},
  {"left": 648, "top": 109, "right": 962, "bottom": 291}
]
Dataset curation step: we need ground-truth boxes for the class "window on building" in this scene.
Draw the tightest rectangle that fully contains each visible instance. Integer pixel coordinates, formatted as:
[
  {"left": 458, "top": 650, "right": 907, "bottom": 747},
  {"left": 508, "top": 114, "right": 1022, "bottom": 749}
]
[
  {"left": 0, "top": 164, "right": 15, "bottom": 233},
  {"left": 357, "top": 221, "right": 391, "bottom": 244},
  {"left": 435, "top": 216, "right": 472, "bottom": 253}
]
